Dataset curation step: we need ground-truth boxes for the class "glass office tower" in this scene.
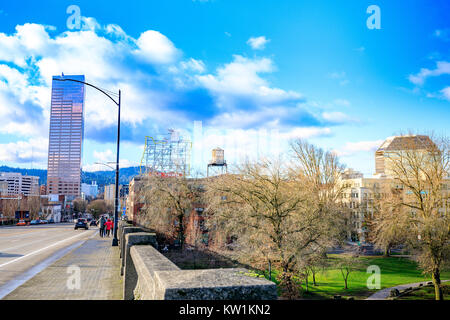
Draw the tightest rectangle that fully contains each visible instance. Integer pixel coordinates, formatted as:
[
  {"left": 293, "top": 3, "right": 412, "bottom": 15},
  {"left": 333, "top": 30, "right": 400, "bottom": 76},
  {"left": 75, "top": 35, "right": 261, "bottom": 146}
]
[{"left": 47, "top": 75, "right": 85, "bottom": 198}]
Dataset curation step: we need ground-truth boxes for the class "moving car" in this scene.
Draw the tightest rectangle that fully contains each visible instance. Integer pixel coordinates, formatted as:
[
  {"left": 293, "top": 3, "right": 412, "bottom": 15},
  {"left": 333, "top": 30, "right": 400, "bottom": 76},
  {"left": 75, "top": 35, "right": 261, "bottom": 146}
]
[
  {"left": 89, "top": 220, "right": 97, "bottom": 227},
  {"left": 75, "top": 218, "right": 89, "bottom": 230},
  {"left": 16, "top": 220, "right": 27, "bottom": 226}
]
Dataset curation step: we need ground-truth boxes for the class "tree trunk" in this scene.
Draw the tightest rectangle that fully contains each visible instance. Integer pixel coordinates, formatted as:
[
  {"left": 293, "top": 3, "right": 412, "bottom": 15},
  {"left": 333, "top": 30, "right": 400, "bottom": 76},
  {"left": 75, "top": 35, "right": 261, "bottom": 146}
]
[
  {"left": 178, "top": 214, "right": 185, "bottom": 250},
  {"left": 312, "top": 271, "right": 317, "bottom": 286},
  {"left": 344, "top": 275, "right": 348, "bottom": 290},
  {"left": 268, "top": 260, "right": 272, "bottom": 281},
  {"left": 432, "top": 268, "right": 443, "bottom": 301},
  {"left": 384, "top": 245, "right": 390, "bottom": 257},
  {"left": 304, "top": 273, "right": 308, "bottom": 293}
]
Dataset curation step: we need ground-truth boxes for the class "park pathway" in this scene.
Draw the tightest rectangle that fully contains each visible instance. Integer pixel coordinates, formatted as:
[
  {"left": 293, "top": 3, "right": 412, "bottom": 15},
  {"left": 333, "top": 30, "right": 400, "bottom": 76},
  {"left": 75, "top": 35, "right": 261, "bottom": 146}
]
[
  {"left": 3, "top": 234, "right": 122, "bottom": 300},
  {"left": 366, "top": 279, "right": 450, "bottom": 300}
]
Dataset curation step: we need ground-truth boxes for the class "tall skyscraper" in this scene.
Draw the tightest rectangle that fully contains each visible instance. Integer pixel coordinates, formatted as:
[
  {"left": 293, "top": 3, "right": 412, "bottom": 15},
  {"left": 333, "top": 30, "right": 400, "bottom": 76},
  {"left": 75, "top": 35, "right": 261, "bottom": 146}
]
[{"left": 47, "top": 75, "right": 85, "bottom": 198}]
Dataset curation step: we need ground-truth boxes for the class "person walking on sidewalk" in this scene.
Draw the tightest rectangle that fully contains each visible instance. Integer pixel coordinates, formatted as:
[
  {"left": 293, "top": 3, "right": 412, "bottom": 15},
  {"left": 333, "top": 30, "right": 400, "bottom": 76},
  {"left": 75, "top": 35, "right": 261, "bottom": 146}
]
[
  {"left": 105, "top": 218, "right": 113, "bottom": 237},
  {"left": 99, "top": 215, "right": 106, "bottom": 237}
]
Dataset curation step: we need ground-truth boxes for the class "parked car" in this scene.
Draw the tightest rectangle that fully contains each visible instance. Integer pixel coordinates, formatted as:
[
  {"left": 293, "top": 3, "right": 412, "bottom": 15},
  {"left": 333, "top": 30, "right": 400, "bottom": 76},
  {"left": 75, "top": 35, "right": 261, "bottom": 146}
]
[
  {"left": 48, "top": 218, "right": 55, "bottom": 224},
  {"left": 89, "top": 220, "right": 97, "bottom": 227},
  {"left": 40, "top": 220, "right": 48, "bottom": 224},
  {"left": 75, "top": 218, "right": 89, "bottom": 230},
  {"left": 16, "top": 220, "right": 27, "bottom": 226},
  {"left": 30, "top": 220, "right": 40, "bottom": 225}
]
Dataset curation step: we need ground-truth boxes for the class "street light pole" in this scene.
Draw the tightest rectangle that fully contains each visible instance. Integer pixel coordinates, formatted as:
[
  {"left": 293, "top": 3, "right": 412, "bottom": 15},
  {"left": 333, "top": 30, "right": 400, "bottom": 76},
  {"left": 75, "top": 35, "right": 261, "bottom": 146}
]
[
  {"left": 54, "top": 75, "right": 121, "bottom": 246},
  {"left": 112, "top": 90, "right": 121, "bottom": 246}
]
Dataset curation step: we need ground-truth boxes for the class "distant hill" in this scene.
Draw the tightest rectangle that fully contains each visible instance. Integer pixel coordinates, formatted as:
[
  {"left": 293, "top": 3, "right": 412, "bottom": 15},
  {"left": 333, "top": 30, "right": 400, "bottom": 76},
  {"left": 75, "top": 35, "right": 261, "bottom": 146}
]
[
  {"left": 81, "top": 166, "right": 141, "bottom": 186},
  {"left": 0, "top": 165, "right": 141, "bottom": 186}
]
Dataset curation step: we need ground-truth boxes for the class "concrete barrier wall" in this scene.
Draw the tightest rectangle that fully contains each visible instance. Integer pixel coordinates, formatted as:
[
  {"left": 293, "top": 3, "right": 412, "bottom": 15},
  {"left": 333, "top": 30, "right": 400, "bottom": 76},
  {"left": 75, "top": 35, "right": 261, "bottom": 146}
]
[
  {"left": 123, "top": 232, "right": 158, "bottom": 300},
  {"left": 120, "top": 231, "right": 277, "bottom": 300}
]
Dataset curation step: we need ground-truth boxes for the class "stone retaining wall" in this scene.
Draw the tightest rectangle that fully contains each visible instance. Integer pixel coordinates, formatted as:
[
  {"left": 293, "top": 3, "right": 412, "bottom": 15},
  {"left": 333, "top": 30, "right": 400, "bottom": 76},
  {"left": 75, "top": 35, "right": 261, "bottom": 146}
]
[{"left": 117, "top": 222, "right": 277, "bottom": 300}]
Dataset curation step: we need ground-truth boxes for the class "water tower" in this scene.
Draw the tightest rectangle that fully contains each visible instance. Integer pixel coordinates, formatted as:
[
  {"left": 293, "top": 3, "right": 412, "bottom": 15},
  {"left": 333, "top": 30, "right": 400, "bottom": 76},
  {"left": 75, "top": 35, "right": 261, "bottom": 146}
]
[{"left": 207, "top": 147, "right": 228, "bottom": 177}]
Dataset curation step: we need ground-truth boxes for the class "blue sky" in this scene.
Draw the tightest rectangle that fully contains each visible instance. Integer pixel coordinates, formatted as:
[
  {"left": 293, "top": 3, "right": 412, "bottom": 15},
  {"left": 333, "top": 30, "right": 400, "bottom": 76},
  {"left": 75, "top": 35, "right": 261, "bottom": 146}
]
[{"left": 0, "top": 0, "right": 448, "bottom": 176}]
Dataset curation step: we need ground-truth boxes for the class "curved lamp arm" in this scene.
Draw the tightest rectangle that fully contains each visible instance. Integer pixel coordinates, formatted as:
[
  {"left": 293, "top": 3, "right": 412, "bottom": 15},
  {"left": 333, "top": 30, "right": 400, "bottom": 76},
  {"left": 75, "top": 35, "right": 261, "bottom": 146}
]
[{"left": 53, "top": 77, "right": 119, "bottom": 106}]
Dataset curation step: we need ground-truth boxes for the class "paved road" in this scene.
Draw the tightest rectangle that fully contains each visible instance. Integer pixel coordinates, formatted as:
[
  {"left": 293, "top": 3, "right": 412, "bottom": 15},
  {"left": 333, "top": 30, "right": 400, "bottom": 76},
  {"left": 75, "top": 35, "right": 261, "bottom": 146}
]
[{"left": 0, "top": 223, "right": 96, "bottom": 298}]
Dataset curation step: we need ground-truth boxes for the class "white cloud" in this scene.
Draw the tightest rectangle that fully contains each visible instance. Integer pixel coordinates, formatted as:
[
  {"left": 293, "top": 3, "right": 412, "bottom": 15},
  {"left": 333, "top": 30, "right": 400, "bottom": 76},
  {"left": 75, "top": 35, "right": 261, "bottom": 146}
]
[
  {"left": 93, "top": 149, "right": 115, "bottom": 163},
  {"left": 0, "top": 18, "right": 334, "bottom": 171},
  {"left": 80, "top": 17, "right": 101, "bottom": 31},
  {"left": 134, "top": 30, "right": 180, "bottom": 64},
  {"left": 180, "top": 58, "right": 206, "bottom": 73},
  {"left": 333, "top": 99, "right": 351, "bottom": 107},
  {"left": 247, "top": 36, "right": 270, "bottom": 50},
  {"left": 327, "top": 71, "right": 349, "bottom": 86},
  {"left": 441, "top": 86, "right": 450, "bottom": 100},
  {"left": 322, "top": 111, "right": 358, "bottom": 124},
  {"left": 408, "top": 61, "right": 450, "bottom": 85},
  {"left": 0, "top": 64, "right": 49, "bottom": 136},
  {"left": 197, "top": 55, "right": 302, "bottom": 108},
  {"left": 334, "top": 139, "right": 383, "bottom": 157},
  {"left": 196, "top": 126, "right": 331, "bottom": 168},
  {"left": 0, "top": 21, "right": 192, "bottom": 143},
  {"left": 0, "top": 137, "right": 48, "bottom": 166}
]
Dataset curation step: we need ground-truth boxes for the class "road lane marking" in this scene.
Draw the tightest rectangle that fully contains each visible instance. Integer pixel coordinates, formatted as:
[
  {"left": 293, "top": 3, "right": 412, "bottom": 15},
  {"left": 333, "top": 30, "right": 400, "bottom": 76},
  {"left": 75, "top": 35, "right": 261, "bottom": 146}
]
[
  {"left": 0, "top": 240, "right": 85, "bottom": 299},
  {"left": 0, "top": 228, "right": 68, "bottom": 239},
  {"left": 1, "top": 231, "right": 82, "bottom": 253},
  {"left": 0, "top": 230, "right": 99, "bottom": 299},
  {"left": 0, "top": 225, "right": 77, "bottom": 240},
  {"left": 0, "top": 231, "right": 95, "bottom": 269}
]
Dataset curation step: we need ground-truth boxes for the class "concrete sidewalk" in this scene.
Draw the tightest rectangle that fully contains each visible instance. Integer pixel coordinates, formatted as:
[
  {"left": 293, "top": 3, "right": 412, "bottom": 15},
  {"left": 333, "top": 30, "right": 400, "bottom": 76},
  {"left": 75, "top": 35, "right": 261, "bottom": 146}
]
[{"left": 3, "top": 233, "right": 122, "bottom": 300}]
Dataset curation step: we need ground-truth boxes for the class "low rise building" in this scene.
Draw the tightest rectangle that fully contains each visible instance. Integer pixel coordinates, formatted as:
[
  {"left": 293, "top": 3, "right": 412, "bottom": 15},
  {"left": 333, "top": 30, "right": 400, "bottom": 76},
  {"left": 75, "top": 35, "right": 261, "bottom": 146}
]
[
  {"left": 105, "top": 183, "right": 128, "bottom": 207},
  {"left": 126, "top": 176, "right": 146, "bottom": 225},
  {"left": 0, "top": 172, "right": 39, "bottom": 196}
]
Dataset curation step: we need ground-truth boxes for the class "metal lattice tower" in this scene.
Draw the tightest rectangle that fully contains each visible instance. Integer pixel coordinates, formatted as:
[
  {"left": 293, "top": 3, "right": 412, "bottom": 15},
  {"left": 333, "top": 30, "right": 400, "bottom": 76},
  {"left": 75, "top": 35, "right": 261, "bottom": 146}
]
[{"left": 140, "top": 130, "right": 192, "bottom": 176}]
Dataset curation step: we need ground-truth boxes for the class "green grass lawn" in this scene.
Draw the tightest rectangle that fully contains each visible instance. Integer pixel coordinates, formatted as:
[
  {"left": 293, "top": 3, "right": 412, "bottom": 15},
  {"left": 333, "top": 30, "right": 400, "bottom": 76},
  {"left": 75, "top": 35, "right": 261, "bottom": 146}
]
[
  {"left": 397, "top": 283, "right": 450, "bottom": 300},
  {"left": 262, "top": 255, "right": 450, "bottom": 300}
]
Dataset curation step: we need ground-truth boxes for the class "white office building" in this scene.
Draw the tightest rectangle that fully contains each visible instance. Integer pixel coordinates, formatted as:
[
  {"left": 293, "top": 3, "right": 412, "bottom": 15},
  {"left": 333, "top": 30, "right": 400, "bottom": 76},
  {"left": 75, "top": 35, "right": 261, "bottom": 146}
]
[
  {"left": 81, "top": 181, "right": 99, "bottom": 198},
  {"left": 0, "top": 172, "right": 39, "bottom": 196}
]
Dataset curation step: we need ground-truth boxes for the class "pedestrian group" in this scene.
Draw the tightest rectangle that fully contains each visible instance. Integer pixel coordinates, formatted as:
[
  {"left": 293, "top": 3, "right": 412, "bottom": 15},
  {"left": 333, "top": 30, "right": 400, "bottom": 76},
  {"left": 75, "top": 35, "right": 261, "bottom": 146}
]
[{"left": 98, "top": 215, "right": 114, "bottom": 237}]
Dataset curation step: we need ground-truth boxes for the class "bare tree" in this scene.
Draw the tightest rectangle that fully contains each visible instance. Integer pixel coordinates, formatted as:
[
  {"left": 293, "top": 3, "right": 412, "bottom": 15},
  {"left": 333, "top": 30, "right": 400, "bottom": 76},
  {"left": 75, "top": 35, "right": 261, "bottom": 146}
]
[
  {"left": 20, "top": 196, "right": 41, "bottom": 219},
  {"left": 142, "top": 175, "right": 203, "bottom": 250},
  {"left": 205, "top": 159, "right": 305, "bottom": 276},
  {"left": 205, "top": 142, "right": 346, "bottom": 298},
  {"left": 73, "top": 198, "right": 88, "bottom": 214},
  {"left": 290, "top": 139, "right": 349, "bottom": 248},
  {"left": 382, "top": 134, "right": 450, "bottom": 300},
  {"left": 2, "top": 199, "right": 19, "bottom": 221},
  {"left": 336, "top": 253, "right": 364, "bottom": 290},
  {"left": 297, "top": 248, "right": 328, "bottom": 290},
  {"left": 87, "top": 199, "right": 108, "bottom": 219},
  {"left": 368, "top": 185, "right": 410, "bottom": 256}
]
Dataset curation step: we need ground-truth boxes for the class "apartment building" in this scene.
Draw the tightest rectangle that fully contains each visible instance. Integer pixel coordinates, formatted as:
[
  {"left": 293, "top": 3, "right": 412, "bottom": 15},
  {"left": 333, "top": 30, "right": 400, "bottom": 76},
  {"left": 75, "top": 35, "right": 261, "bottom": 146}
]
[{"left": 340, "top": 134, "right": 449, "bottom": 242}]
